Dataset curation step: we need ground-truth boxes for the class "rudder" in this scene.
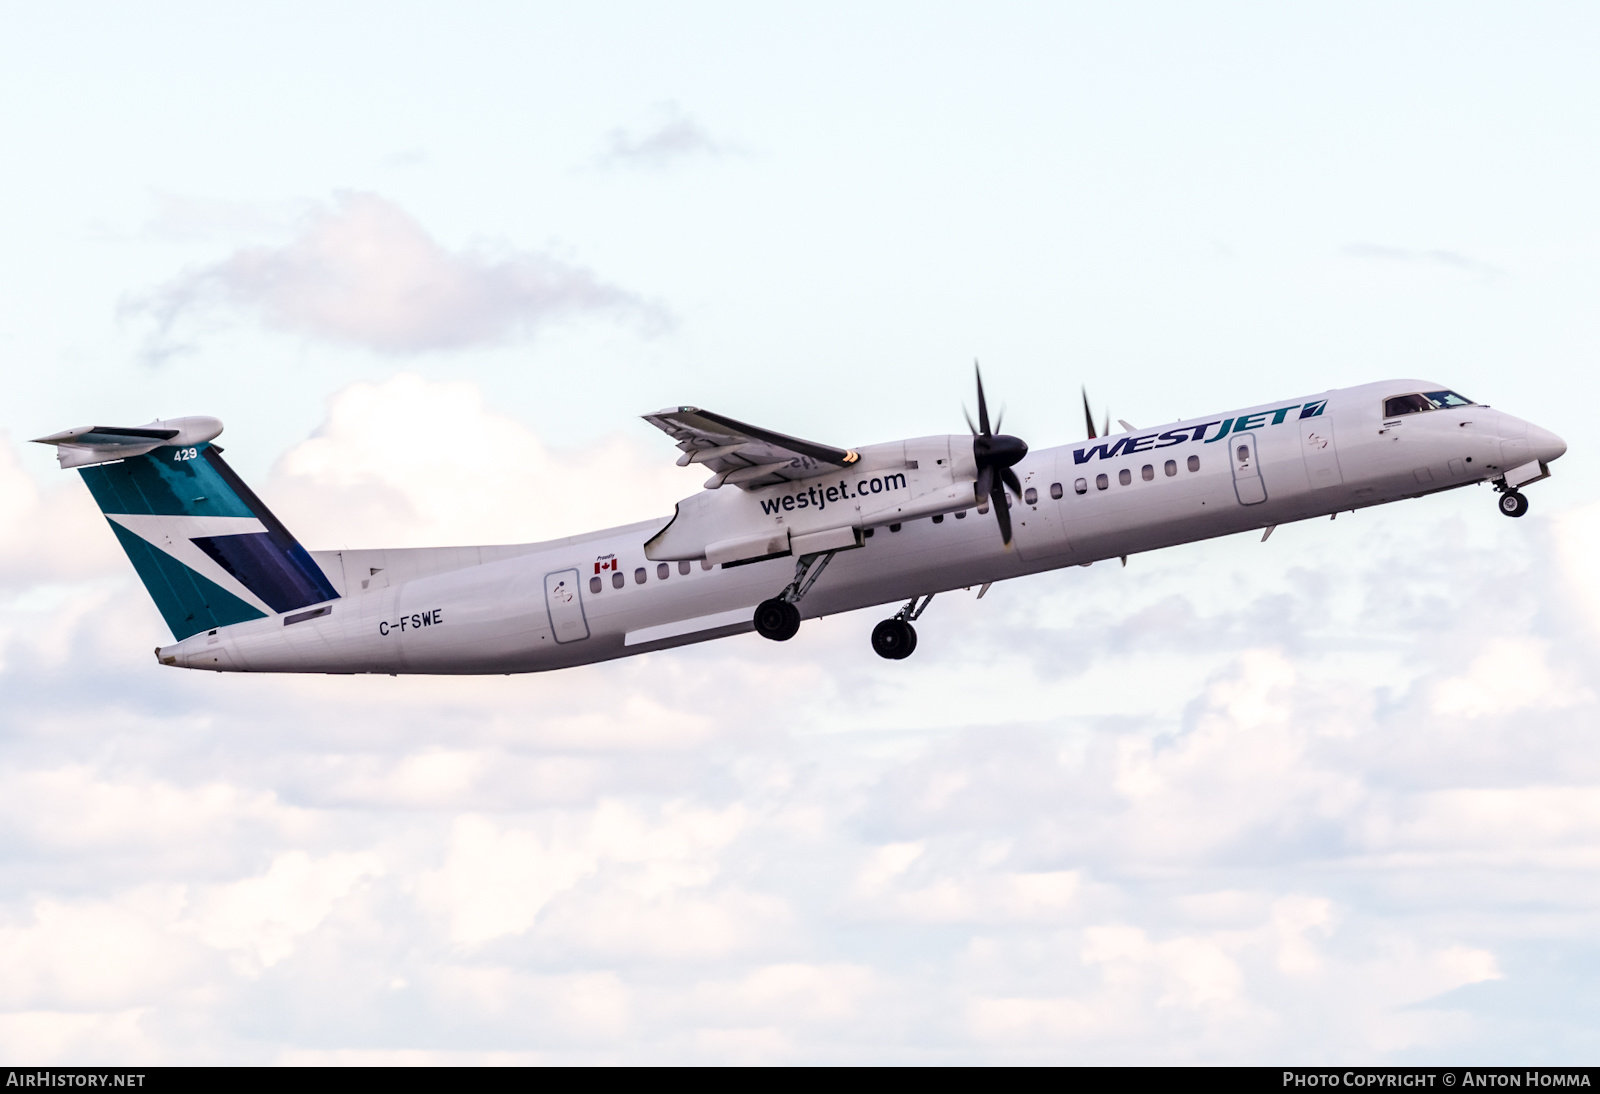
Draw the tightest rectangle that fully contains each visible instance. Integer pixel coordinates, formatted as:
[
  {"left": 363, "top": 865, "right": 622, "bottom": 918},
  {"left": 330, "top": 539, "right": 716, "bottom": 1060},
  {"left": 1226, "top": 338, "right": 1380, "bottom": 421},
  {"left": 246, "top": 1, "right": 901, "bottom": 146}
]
[{"left": 35, "top": 418, "right": 339, "bottom": 640}]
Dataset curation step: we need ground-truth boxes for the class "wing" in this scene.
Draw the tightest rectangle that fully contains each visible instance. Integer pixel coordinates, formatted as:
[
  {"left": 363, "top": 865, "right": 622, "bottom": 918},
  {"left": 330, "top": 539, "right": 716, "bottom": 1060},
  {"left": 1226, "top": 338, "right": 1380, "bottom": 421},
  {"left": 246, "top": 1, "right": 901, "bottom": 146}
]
[{"left": 642, "top": 407, "right": 860, "bottom": 490}]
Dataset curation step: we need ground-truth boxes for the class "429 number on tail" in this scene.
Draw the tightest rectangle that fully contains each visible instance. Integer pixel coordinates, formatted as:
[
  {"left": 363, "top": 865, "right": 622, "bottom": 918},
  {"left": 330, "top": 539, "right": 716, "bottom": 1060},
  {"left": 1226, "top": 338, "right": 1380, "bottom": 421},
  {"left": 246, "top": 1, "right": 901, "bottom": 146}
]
[{"left": 172, "top": 447, "right": 199, "bottom": 461}]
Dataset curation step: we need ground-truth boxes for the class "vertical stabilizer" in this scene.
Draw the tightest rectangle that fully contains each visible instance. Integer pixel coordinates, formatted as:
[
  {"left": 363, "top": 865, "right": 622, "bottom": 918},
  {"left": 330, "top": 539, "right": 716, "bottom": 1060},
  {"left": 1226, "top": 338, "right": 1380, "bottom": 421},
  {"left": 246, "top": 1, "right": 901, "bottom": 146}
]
[{"left": 34, "top": 418, "right": 339, "bottom": 640}]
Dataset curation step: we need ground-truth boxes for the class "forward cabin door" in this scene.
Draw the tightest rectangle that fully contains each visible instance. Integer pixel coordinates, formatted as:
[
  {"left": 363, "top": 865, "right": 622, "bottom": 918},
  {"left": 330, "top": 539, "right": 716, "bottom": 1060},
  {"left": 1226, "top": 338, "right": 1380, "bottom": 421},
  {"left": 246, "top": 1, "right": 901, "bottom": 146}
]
[
  {"left": 1230, "top": 432, "right": 1268, "bottom": 505},
  {"left": 1299, "top": 411, "right": 1344, "bottom": 489},
  {"left": 543, "top": 569, "right": 591, "bottom": 644}
]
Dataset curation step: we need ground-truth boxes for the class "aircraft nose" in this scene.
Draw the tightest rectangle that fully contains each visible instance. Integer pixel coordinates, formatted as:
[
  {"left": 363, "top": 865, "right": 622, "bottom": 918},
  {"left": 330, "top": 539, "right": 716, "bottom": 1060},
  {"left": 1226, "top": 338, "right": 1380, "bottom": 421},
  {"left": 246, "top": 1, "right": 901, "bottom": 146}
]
[{"left": 1529, "top": 423, "right": 1567, "bottom": 464}]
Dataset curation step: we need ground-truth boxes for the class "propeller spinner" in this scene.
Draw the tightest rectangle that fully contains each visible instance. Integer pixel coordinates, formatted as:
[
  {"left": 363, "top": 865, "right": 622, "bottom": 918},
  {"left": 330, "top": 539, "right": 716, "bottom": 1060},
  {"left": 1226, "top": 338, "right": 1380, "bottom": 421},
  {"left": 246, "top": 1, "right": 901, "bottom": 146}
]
[{"left": 965, "top": 362, "right": 1029, "bottom": 547}]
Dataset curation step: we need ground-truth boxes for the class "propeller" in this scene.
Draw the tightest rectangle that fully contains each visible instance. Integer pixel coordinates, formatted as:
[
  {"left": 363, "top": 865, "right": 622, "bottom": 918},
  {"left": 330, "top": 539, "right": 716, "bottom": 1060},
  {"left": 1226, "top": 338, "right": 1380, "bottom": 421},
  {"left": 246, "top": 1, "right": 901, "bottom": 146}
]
[
  {"left": 965, "top": 362, "right": 1028, "bottom": 547},
  {"left": 1081, "top": 385, "right": 1109, "bottom": 440}
]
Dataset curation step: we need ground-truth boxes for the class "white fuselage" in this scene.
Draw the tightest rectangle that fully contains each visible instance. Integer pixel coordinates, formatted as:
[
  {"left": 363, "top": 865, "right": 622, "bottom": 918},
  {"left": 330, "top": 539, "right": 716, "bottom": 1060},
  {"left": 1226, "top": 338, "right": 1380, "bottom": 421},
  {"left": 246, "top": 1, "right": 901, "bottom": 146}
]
[{"left": 159, "top": 379, "right": 1566, "bottom": 674}]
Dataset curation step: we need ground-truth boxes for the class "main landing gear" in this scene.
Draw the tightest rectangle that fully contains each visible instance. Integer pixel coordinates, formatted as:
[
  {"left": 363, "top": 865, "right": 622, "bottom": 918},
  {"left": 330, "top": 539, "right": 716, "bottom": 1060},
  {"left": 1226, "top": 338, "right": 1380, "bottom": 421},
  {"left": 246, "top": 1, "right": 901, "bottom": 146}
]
[
  {"left": 872, "top": 594, "right": 934, "bottom": 660},
  {"left": 751, "top": 552, "right": 937, "bottom": 662},
  {"left": 752, "top": 598, "right": 801, "bottom": 641},
  {"left": 753, "top": 549, "right": 838, "bottom": 642}
]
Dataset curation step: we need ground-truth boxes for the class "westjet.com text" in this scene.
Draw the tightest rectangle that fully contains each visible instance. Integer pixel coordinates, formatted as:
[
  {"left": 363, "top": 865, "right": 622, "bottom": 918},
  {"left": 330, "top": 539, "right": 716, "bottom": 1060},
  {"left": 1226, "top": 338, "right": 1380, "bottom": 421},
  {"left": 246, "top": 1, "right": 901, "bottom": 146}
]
[{"left": 760, "top": 473, "right": 909, "bottom": 516}]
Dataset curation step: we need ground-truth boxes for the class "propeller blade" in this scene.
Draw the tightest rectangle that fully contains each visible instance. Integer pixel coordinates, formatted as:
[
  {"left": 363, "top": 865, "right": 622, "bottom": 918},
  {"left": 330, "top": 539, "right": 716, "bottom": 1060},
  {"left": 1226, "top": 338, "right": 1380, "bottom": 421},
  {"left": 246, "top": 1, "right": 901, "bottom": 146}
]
[
  {"left": 975, "top": 465, "right": 994, "bottom": 503},
  {"left": 975, "top": 361, "right": 992, "bottom": 436},
  {"left": 1082, "top": 386, "right": 1097, "bottom": 440},
  {"left": 1103, "top": 412, "right": 1110, "bottom": 438},
  {"left": 964, "top": 363, "right": 1027, "bottom": 547},
  {"left": 994, "top": 405, "right": 1005, "bottom": 434},
  {"left": 963, "top": 405, "right": 978, "bottom": 436},
  {"left": 991, "top": 482, "right": 1014, "bottom": 546}
]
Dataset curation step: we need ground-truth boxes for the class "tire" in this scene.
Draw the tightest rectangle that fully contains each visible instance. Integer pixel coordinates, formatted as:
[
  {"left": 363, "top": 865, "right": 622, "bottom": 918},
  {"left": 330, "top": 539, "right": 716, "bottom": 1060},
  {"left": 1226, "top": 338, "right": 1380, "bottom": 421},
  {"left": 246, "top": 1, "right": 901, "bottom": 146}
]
[
  {"left": 871, "top": 618, "right": 916, "bottom": 660},
  {"left": 1498, "top": 491, "right": 1529, "bottom": 518},
  {"left": 754, "top": 598, "right": 801, "bottom": 641}
]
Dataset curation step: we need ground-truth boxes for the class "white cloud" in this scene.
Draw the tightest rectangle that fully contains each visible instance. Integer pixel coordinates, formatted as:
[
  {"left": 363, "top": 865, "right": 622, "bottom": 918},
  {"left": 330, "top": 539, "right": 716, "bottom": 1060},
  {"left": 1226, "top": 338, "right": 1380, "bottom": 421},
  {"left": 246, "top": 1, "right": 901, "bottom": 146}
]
[
  {"left": 1553, "top": 500, "right": 1600, "bottom": 637},
  {"left": 0, "top": 889, "right": 194, "bottom": 1010},
  {"left": 0, "top": 1010, "right": 160, "bottom": 1066},
  {"left": 183, "top": 850, "right": 383, "bottom": 974},
  {"left": 421, "top": 815, "right": 600, "bottom": 946},
  {"left": 1, "top": 388, "right": 1597, "bottom": 1062},
  {"left": 126, "top": 192, "right": 663, "bottom": 358},
  {"left": 596, "top": 105, "right": 733, "bottom": 169},
  {"left": 0, "top": 434, "right": 121, "bottom": 589},
  {"left": 265, "top": 372, "right": 688, "bottom": 548},
  {"left": 1343, "top": 243, "right": 1506, "bottom": 281},
  {"left": 1431, "top": 638, "right": 1592, "bottom": 719}
]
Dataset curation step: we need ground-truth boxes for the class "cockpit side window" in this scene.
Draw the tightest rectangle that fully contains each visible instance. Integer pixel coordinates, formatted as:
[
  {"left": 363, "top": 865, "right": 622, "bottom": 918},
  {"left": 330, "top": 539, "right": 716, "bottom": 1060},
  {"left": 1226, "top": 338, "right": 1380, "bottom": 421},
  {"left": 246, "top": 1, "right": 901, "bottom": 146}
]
[
  {"left": 1384, "top": 393, "right": 1433, "bottom": 417},
  {"left": 1383, "top": 390, "right": 1475, "bottom": 418}
]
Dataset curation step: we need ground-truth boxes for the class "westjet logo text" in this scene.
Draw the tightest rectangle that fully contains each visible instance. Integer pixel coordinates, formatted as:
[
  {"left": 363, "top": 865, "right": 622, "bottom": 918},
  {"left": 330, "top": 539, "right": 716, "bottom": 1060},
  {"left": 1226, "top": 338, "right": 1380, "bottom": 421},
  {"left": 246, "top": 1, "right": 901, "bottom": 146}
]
[
  {"left": 1073, "top": 400, "right": 1327, "bottom": 464},
  {"left": 760, "top": 473, "right": 908, "bottom": 515}
]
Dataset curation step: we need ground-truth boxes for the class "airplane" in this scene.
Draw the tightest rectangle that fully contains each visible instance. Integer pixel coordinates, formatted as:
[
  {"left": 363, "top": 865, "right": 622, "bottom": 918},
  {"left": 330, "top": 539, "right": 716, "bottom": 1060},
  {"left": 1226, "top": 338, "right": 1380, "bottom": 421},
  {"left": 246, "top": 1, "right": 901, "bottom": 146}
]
[{"left": 33, "top": 370, "right": 1566, "bottom": 675}]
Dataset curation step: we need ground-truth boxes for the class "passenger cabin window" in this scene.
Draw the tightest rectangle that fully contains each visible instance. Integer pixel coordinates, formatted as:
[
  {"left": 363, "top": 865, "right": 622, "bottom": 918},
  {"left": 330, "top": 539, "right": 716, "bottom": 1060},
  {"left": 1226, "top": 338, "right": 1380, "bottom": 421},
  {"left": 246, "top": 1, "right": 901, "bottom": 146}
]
[
  {"left": 612, "top": 571, "right": 625, "bottom": 588},
  {"left": 635, "top": 567, "right": 647, "bottom": 584},
  {"left": 932, "top": 514, "right": 944, "bottom": 523},
  {"left": 1075, "top": 478, "right": 1087, "bottom": 495},
  {"left": 1187, "top": 455, "right": 1200, "bottom": 472},
  {"left": 590, "top": 576, "right": 602, "bottom": 593},
  {"left": 1236, "top": 444, "right": 1250, "bottom": 463},
  {"left": 1384, "top": 390, "right": 1475, "bottom": 418},
  {"left": 1141, "top": 464, "right": 1154, "bottom": 481},
  {"left": 1024, "top": 487, "right": 1038, "bottom": 505},
  {"left": 701, "top": 559, "right": 714, "bottom": 570},
  {"left": 1164, "top": 459, "right": 1177, "bottom": 477},
  {"left": 657, "top": 563, "right": 670, "bottom": 580},
  {"left": 1118, "top": 468, "right": 1132, "bottom": 486},
  {"left": 678, "top": 560, "right": 691, "bottom": 575},
  {"left": 1096, "top": 473, "right": 1108, "bottom": 491},
  {"left": 1050, "top": 482, "right": 1063, "bottom": 500}
]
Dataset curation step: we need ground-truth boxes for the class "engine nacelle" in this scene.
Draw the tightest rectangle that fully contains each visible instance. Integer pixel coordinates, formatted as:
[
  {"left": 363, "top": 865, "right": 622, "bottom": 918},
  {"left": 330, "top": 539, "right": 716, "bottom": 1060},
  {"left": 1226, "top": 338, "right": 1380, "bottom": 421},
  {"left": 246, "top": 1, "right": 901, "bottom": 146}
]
[{"left": 645, "top": 434, "right": 980, "bottom": 564}]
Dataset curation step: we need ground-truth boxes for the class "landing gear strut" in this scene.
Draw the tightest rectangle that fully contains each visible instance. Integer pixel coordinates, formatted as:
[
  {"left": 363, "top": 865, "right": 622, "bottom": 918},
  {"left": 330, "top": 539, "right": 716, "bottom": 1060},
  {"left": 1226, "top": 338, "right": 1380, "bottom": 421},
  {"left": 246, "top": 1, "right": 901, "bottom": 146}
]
[
  {"left": 753, "top": 550, "right": 838, "bottom": 642},
  {"left": 1497, "top": 489, "right": 1529, "bottom": 518},
  {"left": 872, "top": 594, "right": 934, "bottom": 660}
]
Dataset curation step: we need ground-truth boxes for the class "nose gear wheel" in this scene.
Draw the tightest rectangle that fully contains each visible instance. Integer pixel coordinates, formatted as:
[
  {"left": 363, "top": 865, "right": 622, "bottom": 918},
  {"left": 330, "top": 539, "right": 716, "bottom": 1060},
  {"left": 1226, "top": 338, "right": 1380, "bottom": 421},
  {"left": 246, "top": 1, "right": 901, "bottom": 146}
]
[{"left": 1498, "top": 490, "right": 1529, "bottom": 518}]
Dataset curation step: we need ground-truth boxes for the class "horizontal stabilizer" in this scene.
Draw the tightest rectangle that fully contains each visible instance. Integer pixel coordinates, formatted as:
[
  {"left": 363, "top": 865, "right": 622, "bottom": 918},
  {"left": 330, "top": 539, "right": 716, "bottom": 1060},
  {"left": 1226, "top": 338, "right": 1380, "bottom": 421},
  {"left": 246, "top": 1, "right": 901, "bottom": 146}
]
[{"left": 33, "top": 416, "right": 223, "bottom": 469}]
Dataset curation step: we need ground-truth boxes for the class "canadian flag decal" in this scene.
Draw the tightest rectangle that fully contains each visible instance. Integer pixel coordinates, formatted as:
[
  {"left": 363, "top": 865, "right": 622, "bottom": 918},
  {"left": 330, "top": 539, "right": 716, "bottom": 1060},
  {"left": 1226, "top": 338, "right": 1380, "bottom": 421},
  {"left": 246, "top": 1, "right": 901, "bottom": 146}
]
[{"left": 594, "top": 555, "right": 618, "bottom": 574}]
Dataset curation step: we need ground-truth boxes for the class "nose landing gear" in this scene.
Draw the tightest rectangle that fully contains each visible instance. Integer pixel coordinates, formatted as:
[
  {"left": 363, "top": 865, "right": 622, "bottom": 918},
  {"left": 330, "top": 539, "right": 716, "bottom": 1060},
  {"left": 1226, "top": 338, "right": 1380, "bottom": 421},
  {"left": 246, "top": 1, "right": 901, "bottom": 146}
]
[{"left": 1497, "top": 490, "right": 1529, "bottom": 518}]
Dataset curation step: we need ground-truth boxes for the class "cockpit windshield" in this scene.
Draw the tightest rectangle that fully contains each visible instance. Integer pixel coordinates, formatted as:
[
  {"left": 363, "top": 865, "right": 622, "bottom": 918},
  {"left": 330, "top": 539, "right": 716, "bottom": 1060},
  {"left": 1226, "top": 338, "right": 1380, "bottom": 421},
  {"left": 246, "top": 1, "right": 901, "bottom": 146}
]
[{"left": 1383, "top": 390, "right": 1475, "bottom": 418}]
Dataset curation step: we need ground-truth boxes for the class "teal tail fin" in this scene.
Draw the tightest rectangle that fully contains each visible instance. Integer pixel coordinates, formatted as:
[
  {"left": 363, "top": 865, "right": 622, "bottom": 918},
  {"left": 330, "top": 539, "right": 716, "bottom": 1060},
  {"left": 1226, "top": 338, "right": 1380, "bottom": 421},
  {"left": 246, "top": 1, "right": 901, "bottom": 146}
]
[{"left": 33, "top": 417, "right": 339, "bottom": 641}]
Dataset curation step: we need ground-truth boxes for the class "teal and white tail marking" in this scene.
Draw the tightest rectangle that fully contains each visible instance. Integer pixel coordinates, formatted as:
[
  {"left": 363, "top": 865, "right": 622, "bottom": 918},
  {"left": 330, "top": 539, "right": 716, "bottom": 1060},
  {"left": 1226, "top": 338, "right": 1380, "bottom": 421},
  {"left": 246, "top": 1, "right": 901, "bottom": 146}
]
[{"left": 33, "top": 417, "right": 338, "bottom": 641}]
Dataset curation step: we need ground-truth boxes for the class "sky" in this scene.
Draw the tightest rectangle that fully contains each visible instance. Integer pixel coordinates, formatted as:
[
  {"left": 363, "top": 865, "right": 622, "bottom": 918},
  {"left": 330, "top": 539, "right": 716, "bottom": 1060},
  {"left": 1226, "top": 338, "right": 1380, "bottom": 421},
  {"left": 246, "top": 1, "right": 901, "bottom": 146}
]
[{"left": 2, "top": 0, "right": 1600, "bottom": 1063}]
